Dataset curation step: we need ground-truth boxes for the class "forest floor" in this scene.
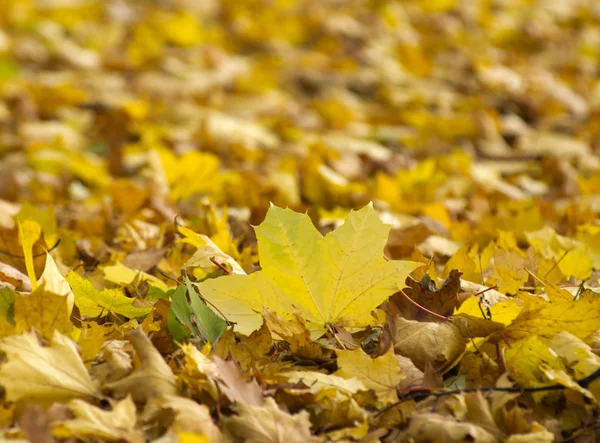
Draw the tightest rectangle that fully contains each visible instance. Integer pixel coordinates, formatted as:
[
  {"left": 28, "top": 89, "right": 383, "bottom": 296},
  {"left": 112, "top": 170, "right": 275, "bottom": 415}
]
[{"left": 0, "top": 0, "right": 600, "bottom": 442}]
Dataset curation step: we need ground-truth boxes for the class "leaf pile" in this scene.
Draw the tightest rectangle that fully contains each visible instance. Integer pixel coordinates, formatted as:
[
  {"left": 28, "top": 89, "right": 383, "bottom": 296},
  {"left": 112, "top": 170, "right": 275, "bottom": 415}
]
[{"left": 0, "top": 0, "right": 600, "bottom": 441}]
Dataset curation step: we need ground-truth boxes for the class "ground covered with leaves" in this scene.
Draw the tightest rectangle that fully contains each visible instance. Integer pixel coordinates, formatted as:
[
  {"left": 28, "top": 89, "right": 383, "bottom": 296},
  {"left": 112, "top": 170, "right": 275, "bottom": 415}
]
[{"left": 1, "top": 0, "right": 600, "bottom": 441}]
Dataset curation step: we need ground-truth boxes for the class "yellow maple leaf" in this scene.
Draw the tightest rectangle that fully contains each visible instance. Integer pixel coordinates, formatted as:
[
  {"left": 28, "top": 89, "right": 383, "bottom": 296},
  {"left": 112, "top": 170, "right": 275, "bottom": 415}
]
[
  {"left": 335, "top": 348, "right": 404, "bottom": 403},
  {"left": 103, "top": 262, "right": 169, "bottom": 291},
  {"left": 0, "top": 330, "right": 98, "bottom": 403},
  {"left": 505, "top": 297, "right": 600, "bottom": 341},
  {"left": 198, "top": 203, "right": 420, "bottom": 335},
  {"left": 67, "top": 272, "right": 152, "bottom": 319}
]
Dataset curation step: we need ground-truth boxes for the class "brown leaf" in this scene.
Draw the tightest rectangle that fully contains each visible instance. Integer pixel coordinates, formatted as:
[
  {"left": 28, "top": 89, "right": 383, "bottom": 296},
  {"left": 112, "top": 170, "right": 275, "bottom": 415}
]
[
  {"left": 392, "top": 270, "right": 462, "bottom": 321},
  {"left": 212, "top": 358, "right": 263, "bottom": 406},
  {"left": 104, "top": 329, "right": 177, "bottom": 403}
]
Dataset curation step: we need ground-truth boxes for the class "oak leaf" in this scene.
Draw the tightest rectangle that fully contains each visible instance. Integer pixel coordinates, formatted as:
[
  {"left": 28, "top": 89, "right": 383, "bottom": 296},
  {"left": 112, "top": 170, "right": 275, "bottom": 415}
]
[{"left": 198, "top": 203, "right": 420, "bottom": 335}]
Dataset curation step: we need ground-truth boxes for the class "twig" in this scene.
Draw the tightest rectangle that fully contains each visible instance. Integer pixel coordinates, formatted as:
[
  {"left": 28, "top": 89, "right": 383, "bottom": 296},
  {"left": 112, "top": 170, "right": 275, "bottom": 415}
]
[
  {"left": 543, "top": 249, "right": 571, "bottom": 279},
  {"left": 376, "top": 367, "right": 600, "bottom": 418},
  {"left": 0, "top": 238, "right": 61, "bottom": 259},
  {"left": 210, "top": 257, "right": 230, "bottom": 275},
  {"left": 398, "top": 289, "right": 449, "bottom": 321}
]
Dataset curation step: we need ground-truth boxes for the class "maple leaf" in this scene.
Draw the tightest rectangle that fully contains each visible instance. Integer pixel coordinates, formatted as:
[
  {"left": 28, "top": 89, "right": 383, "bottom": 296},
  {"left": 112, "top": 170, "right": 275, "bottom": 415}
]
[
  {"left": 198, "top": 203, "right": 420, "bottom": 335},
  {"left": 0, "top": 330, "right": 98, "bottom": 403},
  {"left": 504, "top": 297, "right": 600, "bottom": 341},
  {"left": 335, "top": 348, "right": 404, "bottom": 403},
  {"left": 67, "top": 272, "right": 152, "bottom": 319}
]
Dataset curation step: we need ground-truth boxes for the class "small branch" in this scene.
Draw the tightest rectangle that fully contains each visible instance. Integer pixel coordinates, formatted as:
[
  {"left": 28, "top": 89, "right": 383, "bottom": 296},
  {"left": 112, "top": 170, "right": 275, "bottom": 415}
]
[
  {"left": 398, "top": 289, "right": 449, "bottom": 321},
  {"left": 543, "top": 249, "right": 570, "bottom": 279},
  {"left": 327, "top": 323, "right": 347, "bottom": 350},
  {"left": 210, "top": 257, "right": 230, "bottom": 275},
  {"left": 0, "top": 238, "right": 61, "bottom": 259},
  {"left": 376, "top": 367, "right": 600, "bottom": 418}
]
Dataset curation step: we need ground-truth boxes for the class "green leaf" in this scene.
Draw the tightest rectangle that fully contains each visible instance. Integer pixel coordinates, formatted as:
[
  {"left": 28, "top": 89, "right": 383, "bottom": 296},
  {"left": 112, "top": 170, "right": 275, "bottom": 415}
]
[
  {"left": 168, "top": 280, "right": 226, "bottom": 345},
  {"left": 66, "top": 272, "right": 152, "bottom": 319},
  {"left": 0, "top": 287, "right": 15, "bottom": 324}
]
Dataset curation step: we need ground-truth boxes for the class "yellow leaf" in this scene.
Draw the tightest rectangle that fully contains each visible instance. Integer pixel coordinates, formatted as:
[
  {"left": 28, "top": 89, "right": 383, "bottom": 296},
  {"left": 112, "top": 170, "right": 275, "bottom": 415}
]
[
  {"left": 103, "top": 262, "right": 169, "bottom": 291},
  {"left": 177, "top": 433, "right": 211, "bottom": 443},
  {"left": 284, "top": 370, "right": 366, "bottom": 397},
  {"left": 223, "top": 397, "right": 320, "bottom": 443},
  {"left": 526, "top": 226, "right": 592, "bottom": 280},
  {"left": 444, "top": 246, "right": 479, "bottom": 283},
  {"left": 159, "top": 12, "right": 203, "bottom": 47},
  {"left": 77, "top": 322, "right": 113, "bottom": 364},
  {"left": 490, "top": 251, "right": 528, "bottom": 294},
  {"left": 156, "top": 149, "right": 221, "bottom": 201},
  {"left": 505, "top": 298, "right": 600, "bottom": 341},
  {"left": 0, "top": 330, "right": 98, "bottom": 403},
  {"left": 335, "top": 348, "right": 404, "bottom": 403},
  {"left": 198, "top": 203, "right": 420, "bottom": 335},
  {"left": 18, "top": 219, "right": 41, "bottom": 290},
  {"left": 37, "top": 253, "right": 74, "bottom": 315},
  {"left": 183, "top": 231, "right": 246, "bottom": 275},
  {"left": 264, "top": 310, "right": 322, "bottom": 359},
  {"left": 17, "top": 202, "right": 58, "bottom": 247},
  {"left": 505, "top": 335, "right": 566, "bottom": 387},
  {"left": 53, "top": 396, "right": 142, "bottom": 442},
  {"left": 457, "top": 295, "right": 522, "bottom": 327},
  {"left": 143, "top": 396, "right": 222, "bottom": 442},
  {"left": 67, "top": 272, "right": 152, "bottom": 319},
  {"left": 14, "top": 288, "right": 71, "bottom": 340}
]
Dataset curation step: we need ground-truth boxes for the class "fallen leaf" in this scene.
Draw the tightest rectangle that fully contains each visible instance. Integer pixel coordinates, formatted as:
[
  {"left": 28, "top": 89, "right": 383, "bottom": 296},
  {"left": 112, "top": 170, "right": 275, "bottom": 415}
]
[
  {"left": 18, "top": 219, "right": 41, "bottom": 290},
  {"left": 199, "top": 203, "right": 420, "bottom": 335},
  {"left": 67, "top": 272, "right": 152, "bottom": 319},
  {"left": 399, "top": 412, "right": 496, "bottom": 442},
  {"left": 53, "top": 396, "right": 143, "bottom": 443},
  {"left": 335, "top": 348, "right": 404, "bottom": 403},
  {"left": 0, "top": 330, "right": 98, "bottom": 403},
  {"left": 14, "top": 288, "right": 70, "bottom": 340},
  {"left": 37, "top": 253, "right": 74, "bottom": 315},
  {"left": 211, "top": 358, "right": 263, "bottom": 406},
  {"left": 104, "top": 329, "right": 177, "bottom": 402},
  {"left": 223, "top": 397, "right": 321, "bottom": 443},
  {"left": 264, "top": 310, "right": 322, "bottom": 359},
  {"left": 143, "top": 396, "right": 222, "bottom": 442}
]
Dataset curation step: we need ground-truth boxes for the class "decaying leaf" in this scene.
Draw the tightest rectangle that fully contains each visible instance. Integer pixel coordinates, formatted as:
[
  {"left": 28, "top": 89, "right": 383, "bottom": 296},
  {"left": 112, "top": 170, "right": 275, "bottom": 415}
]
[
  {"left": 104, "top": 329, "right": 177, "bottom": 402},
  {"left": 223, "top": 398, "right": 321, "bottom": 443}
]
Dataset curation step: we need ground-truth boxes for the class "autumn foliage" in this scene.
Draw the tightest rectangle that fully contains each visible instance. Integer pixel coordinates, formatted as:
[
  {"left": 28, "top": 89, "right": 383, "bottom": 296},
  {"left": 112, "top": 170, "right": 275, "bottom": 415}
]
[{"left": 1, "top": 0, "right": 600, "bottom": 441}]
